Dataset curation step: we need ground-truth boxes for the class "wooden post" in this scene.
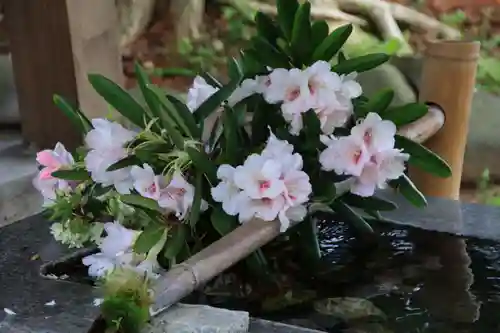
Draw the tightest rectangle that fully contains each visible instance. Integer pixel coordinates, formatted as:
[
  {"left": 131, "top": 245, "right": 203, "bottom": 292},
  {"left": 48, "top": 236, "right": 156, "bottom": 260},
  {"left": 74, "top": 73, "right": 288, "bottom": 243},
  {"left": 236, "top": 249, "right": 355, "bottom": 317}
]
[
  {"left": 409, "top": 40, "right": 480, "bottom": 199},
  {"left": 5, "top": 0, "right": 123, "bottom": 150}
]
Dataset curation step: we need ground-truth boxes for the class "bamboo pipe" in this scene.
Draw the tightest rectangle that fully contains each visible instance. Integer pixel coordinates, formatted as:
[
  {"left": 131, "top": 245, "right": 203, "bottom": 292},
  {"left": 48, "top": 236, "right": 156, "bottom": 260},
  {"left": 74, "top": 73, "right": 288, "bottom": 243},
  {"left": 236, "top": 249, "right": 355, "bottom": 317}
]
[
  {"left": 409, "top": 40, "right": 480, "bottom": 200},
  {"left": 150, "top": 105, "right": 445, "bottom": 315}
]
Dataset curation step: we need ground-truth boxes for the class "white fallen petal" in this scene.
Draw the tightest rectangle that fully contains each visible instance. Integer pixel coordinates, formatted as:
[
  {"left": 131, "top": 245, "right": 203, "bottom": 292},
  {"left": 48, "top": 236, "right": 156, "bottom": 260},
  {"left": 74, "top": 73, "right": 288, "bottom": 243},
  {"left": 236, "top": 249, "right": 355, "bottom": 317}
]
[
  {"left": 4, "top": 308, "right": 16, "bottom": 315},
  {"left": 93, "top": 298, "right": 104, "bottom": 307},
  {"left": 45, "top": 300, "right": 56, "bottom": 306}
]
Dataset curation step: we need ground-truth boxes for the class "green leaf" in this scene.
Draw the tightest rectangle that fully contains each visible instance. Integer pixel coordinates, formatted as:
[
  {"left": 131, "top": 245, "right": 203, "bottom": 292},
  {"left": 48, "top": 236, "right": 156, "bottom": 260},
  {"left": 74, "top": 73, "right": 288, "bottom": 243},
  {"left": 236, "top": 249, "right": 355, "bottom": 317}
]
[
  {"left": 51, "top": 169, "right": 90, "bottom": 181},
  {"left": 194, "top": 77, "right": 242, "bottom": 122},
  {"left": 163, "top": 225, "right": 187, "bottom": 260},
  {"left": 88, "top": 73, "right": 148, "bottom": 128},
  {"left": 152, "top": 67, "right": 196, "bottom": 77},
  {"left": 186, "top": 147, "right": 218, "bottom": 184},
  {"left": 222, "top": 106, "right": 241, "bottom": 164},
  {"left": 120, "top": 194, "right": 163, "bottom": 213},
  {"left": 338, "top": 51, "right": 347, "bottom": 63},
  {"left": 312, "top": 24, "right": 353, "bottom": 62},
  {"left": 333, "top": 201, "right": 373, "bottom": 233},
  {"left": 211, "top": 208, "right": 239, "bottom": 236},
  {"left": 189, "top": 171, "right": 203, "bottom": 227},
  {"left": 389, "top": 174, "right": 427, "bottom": 208},
  {"left": 291, "top": 2, "right": 312, "bottom": 65},
  {"left": 201, "top": 73, "right": 222, "bottom": 88},
  {"left": 165, "top": 94, "right": 201, "bottom": 139},
  {"left": 395, "top": 135, "right": 452, "bottom": 178},
  {"left": 311, "top": 20, "right": 330, "bottom": 51},
  {"left": 227, "top": 57, "right": 244, "bottom": 81},
  {"left": 147, "top": 84, "right": 193, "bottom": 138},
  {"left": 332, "top": 53, "right": 390, "bottom": 75},
  {"left": 379, "top": 102, "right": 428, "bottom": 127},
  {"left": 53, "top": 95, "right": 93, "bottom": 134},
  {"left": 134, "top": 224, "right": 166, "bottom": 254},
  {"left": 145, "top": 85, "right": 186, "bottom": 149},
  {"left": 250, "top": 37, "right": 291, "bottom": 69},
  {"left": 359, "top": 89, "right": 394, "bottom": 117},
  {"left": 134, "top": 62, "right": 162, "bottom": 131},
  {"left": 250, "top": 97, "right": 271, "bottom": 146},
  {"left": 341, "top": 193, "right": 397, "bottom": 211},
  {"left": 277, "top": 0, "right": 299, "bottom": 41},
  {"left": 303, "top": 109, "right": 321, "bottom": 149},
  {"left": 107, "top": 155, "right": 141, "bottom": 171},
  {"left": 255, "top": 11, "right": 283, "bottom": 45}
]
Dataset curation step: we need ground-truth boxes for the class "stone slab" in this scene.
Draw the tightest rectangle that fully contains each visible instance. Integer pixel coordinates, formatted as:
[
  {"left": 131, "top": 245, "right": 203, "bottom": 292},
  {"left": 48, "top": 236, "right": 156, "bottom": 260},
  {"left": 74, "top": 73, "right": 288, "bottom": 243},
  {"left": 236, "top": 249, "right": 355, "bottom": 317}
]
[
  {"left": 248, "top": 319, "right": 327, "bottom": 333},
  {"left": 148, "top": 304, "right": 249, "bottom": 333},
  {"left": 0, "top": 132, "right": 41, "bottom": 227}
]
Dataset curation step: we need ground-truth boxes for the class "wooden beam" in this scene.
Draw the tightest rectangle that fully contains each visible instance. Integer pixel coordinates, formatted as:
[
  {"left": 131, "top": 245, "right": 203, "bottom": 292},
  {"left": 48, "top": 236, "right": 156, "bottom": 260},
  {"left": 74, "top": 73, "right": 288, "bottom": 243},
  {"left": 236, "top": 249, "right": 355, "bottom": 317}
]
[{"left": 4, "top": 0, "right": 123, "bottom": 150}]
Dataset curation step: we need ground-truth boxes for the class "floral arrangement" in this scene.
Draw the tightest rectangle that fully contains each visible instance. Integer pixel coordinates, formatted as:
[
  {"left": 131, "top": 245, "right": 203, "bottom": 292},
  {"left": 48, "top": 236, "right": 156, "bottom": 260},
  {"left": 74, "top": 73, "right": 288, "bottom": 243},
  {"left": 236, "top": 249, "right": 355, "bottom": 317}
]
[{"left": 33, "top": 1, "right": 450, "bottom": 331}]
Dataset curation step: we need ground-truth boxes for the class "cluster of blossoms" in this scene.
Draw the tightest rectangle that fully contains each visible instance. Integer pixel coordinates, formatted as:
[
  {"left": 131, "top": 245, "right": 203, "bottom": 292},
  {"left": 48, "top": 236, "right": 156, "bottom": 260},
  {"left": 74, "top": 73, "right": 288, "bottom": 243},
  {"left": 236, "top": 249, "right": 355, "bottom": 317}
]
[
  {"left": 187, "top": 60, "right": 362, "bottom": 136},
  {"left": 319, "top": 113, "right": 409, "bottom": 197},
  {"left": 211, "top": 132, "right": 312, "bottom": 232},
  {"left": 82, "top": 222, "right": 161, "bottom": 279}
]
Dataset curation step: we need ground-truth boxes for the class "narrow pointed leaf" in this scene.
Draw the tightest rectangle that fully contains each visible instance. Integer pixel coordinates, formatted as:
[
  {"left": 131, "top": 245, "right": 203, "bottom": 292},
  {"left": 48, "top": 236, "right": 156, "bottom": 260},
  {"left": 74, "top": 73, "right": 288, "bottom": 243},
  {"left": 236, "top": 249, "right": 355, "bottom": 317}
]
[
  {"left": 163, "top": 225, "right": 187, "bottom": 260},
  {"left": 227, "top": 57, "right": 244, "bottom": 81},
  {"left": 186, "top": 147, "right": 218, "bottom": 184},
  {"left": 88, "top": 74, "right": 148, "bottom": 128},
  {"left": 107, "top": 155, "right": 141, "bottom": 171},
  {"left": 120, "top": 194, "right": 163, "bottom": 213},
  {"left": 277, "top": 0, "right": 299, "bottom": 40},
  {"left": 332, "top": 53, "right": 390, "bottom": 74},
  {"left": 165, "top": 94, "right": 201, "bottom": 139},
  {"left": 311, "top": 20, "right": 330, "bottom": 51},
  {"left": 379, "top": 102, "right": 428, "bottom": 127},
  {"left": 53, "top": 95, "right": 92, "bottom": 133},
  {"left": 333, "top": 201, "right": 374, "bottom": 233},
  {"left": 201, "top": 73, "right": 222, "bottom": 88},
  {"left": 134, "top": 224, "right": 166, "bottom": 254},
  {"left": 134, "top": 62, "right": 162, "bottom": 130},
  {"left": 359, "top": 89, "right": 394, "bottom": 117},
  {"left": 395, "top": 135, "right": 452, "bottom": 178},
  {"left": 341, "top": 193, "right": 398, "bottom": 211},
  {"left": 211, "top": 208, "right": 238, "bottom": 236},
  {"left": 222, "top": 106, "right": 241, "bottom": 164},
  {"left": 152, "top": 67, "right": 196, "bottom": 77},
  {"left": 250, "top": 37, "right": 291, "bottom": 69},
  {"left": 255, "top": 11, "right": 282, "bottom": 45},
  {"left": 313, "top": 24, "right": 353, "bottom": 62},
  {"left": 189, "top": 171, "right": 203, "bottom": 227},
  {"left": 194, "top": 77, "right": 242, "bottom": 122},
  {"left": 51, "top": 169, "right": 90, "bottom": 181},
  {"left": 389, "top": 175, "right": 427, "bottom": 208},
  {"left": 291, "top": 2, "right": 312, "bottom": 65}
]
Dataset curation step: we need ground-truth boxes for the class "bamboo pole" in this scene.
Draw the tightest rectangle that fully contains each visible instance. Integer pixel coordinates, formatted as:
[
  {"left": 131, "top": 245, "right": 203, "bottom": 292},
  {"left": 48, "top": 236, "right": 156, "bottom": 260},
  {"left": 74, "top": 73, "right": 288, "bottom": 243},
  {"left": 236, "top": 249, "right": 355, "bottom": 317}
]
[
  {"left": 409, "top": 40, "right": 480, "bottom": 200},
  {"left": 150, "top": 105, "right": 445, "bottom": 315}
]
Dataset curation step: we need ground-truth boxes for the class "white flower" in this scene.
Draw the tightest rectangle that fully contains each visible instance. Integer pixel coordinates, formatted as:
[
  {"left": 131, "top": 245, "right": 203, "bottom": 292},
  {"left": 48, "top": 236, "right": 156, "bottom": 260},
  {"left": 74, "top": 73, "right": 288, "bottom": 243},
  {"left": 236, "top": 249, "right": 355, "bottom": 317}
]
[
  {"left": 84, "top": 119, "right": 136, "bottom": 194},
  {"left": 211, "top": 165, "right": 245, "bottom": 216},
  {"left": 238, "top": 195, "right": 286, "bottom": 224},
  {"left": 261, "top": 130, "right": 294, "bottom": 159},
  {"left": 82, "top": 252, "right": 120, "bottom": 278},
  {"left": 350, "top": 148, "right": 409, "bottom": 197},
  {"left": 228, "top": 78, "right": 259, "bottom": 106},
  {"left": 99, "top": 222, "right": 139, "bottom": 257},
  {"left": 306, "top": 61, "right": 342, "bottom": 104},
  {"left": 33, "top": 143, "right": 75, "bottom": 206},
  {"left": 314, "top": 96, "right": 353, "bottom": 135},
  {"left": 130, "top": 164, "right": 166, "bottom": 201},
  {"left": 233, "top": 154, "right": 286, "bottom": 199},
  {"left": 338, "top": 72, "right": 363, "bottom": 101},
  {"left": 158, "top": 172, "right": 206, "bottom": 219},
  {"left": 278, "top": 204, "right": 308, "bottom": 232},
  {"left": 351, "top": 112, "right": 397, "bottom": 154},
  {"left": 186, "top": 76, "right": 218, "bottom": 112},
  {"left": 319, "top": 135, "right": 371, "bottom": 177}
]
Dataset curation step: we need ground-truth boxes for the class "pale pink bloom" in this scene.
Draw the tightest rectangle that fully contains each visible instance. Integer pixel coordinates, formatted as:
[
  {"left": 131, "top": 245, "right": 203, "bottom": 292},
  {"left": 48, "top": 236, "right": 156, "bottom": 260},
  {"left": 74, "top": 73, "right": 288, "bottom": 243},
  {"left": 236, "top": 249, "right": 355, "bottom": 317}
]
[
  {"left": 186, "top": 76, "right": 218, "bottom": 112},
  {"left": 130, "top": 164, "right": 165, "bottom": 201},
  {"left": 228, "top": 78, "right": 259, "bottom": 106},
  {"left": 82, "top": 253, "right": 116, "bottom": 278},
  {"left": 254, "top": 75, "right": 272, "bottom": 94},
  {"left": 338, "top": 72, "right": 363, "bottom": 100},
  {"left": 158, "top": 172, "right": 206, "bottom": 219},
  {"left": 84, "top": 119, "right": 137, "bottom": 194},
  {"left": 278, "top": 204, "right": 308, "bottom": 232},
  {"left": 306, "top": 61, "right": 342, "bottom": 105},
  {"left": 36, "top": 142, "right": 74, "bottom": 180},
  {"left": 280, "top": 68, "right": 314, "bottom": 118},
  {"left": 282, "top": 169, "right": 311, "bottom": 206},
  {"left": 99, "top": 222, "right": 139, "bottom": 258},
  {"left": 211, "top": 165, "right": 246, "bottom": 216},
  {"left": 351, "top": 148, "right": 409, "bottom": 197},
  {"left": 33, "top": 177, "right": 72, "bottom": 207},
  {"left": 319, "top": 135, "right": 371, "bottom": 177},
  {"left": 314, "top": 95, "right": 353, "bottom": 135},
  {"left": 261, "top": 131, "right": 294, "bottom": 159},
  {"left": 238, "top": 195, "right": 287, "bottom": 224},
  {"left": 233, "top": 154, "right": 286, "bottom": 200},
  {"left": 351, "top": 112, "right": 397, "bottom": 154}
]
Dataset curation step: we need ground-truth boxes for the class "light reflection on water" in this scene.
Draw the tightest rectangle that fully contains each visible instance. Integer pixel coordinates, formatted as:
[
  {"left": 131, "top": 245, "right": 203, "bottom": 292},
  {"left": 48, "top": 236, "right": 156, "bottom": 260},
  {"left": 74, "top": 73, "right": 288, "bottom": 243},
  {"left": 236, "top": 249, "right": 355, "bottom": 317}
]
[{"left": 315, "top": 219, "right": 500, "bottom": 333}]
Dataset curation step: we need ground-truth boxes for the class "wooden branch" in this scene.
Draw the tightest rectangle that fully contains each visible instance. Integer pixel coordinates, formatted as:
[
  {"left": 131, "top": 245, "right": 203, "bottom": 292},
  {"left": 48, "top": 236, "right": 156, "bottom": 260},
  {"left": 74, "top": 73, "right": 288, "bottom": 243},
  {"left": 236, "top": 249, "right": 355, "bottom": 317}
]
[
  {"left": 150, "top": 105, "right": 445, "bottom": 315},
  {"left": 336, "top": 0, "right": 461, "bottom": 40},
  {"left": 244, "top": 1, "right": 369, "bottom": 27}
]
